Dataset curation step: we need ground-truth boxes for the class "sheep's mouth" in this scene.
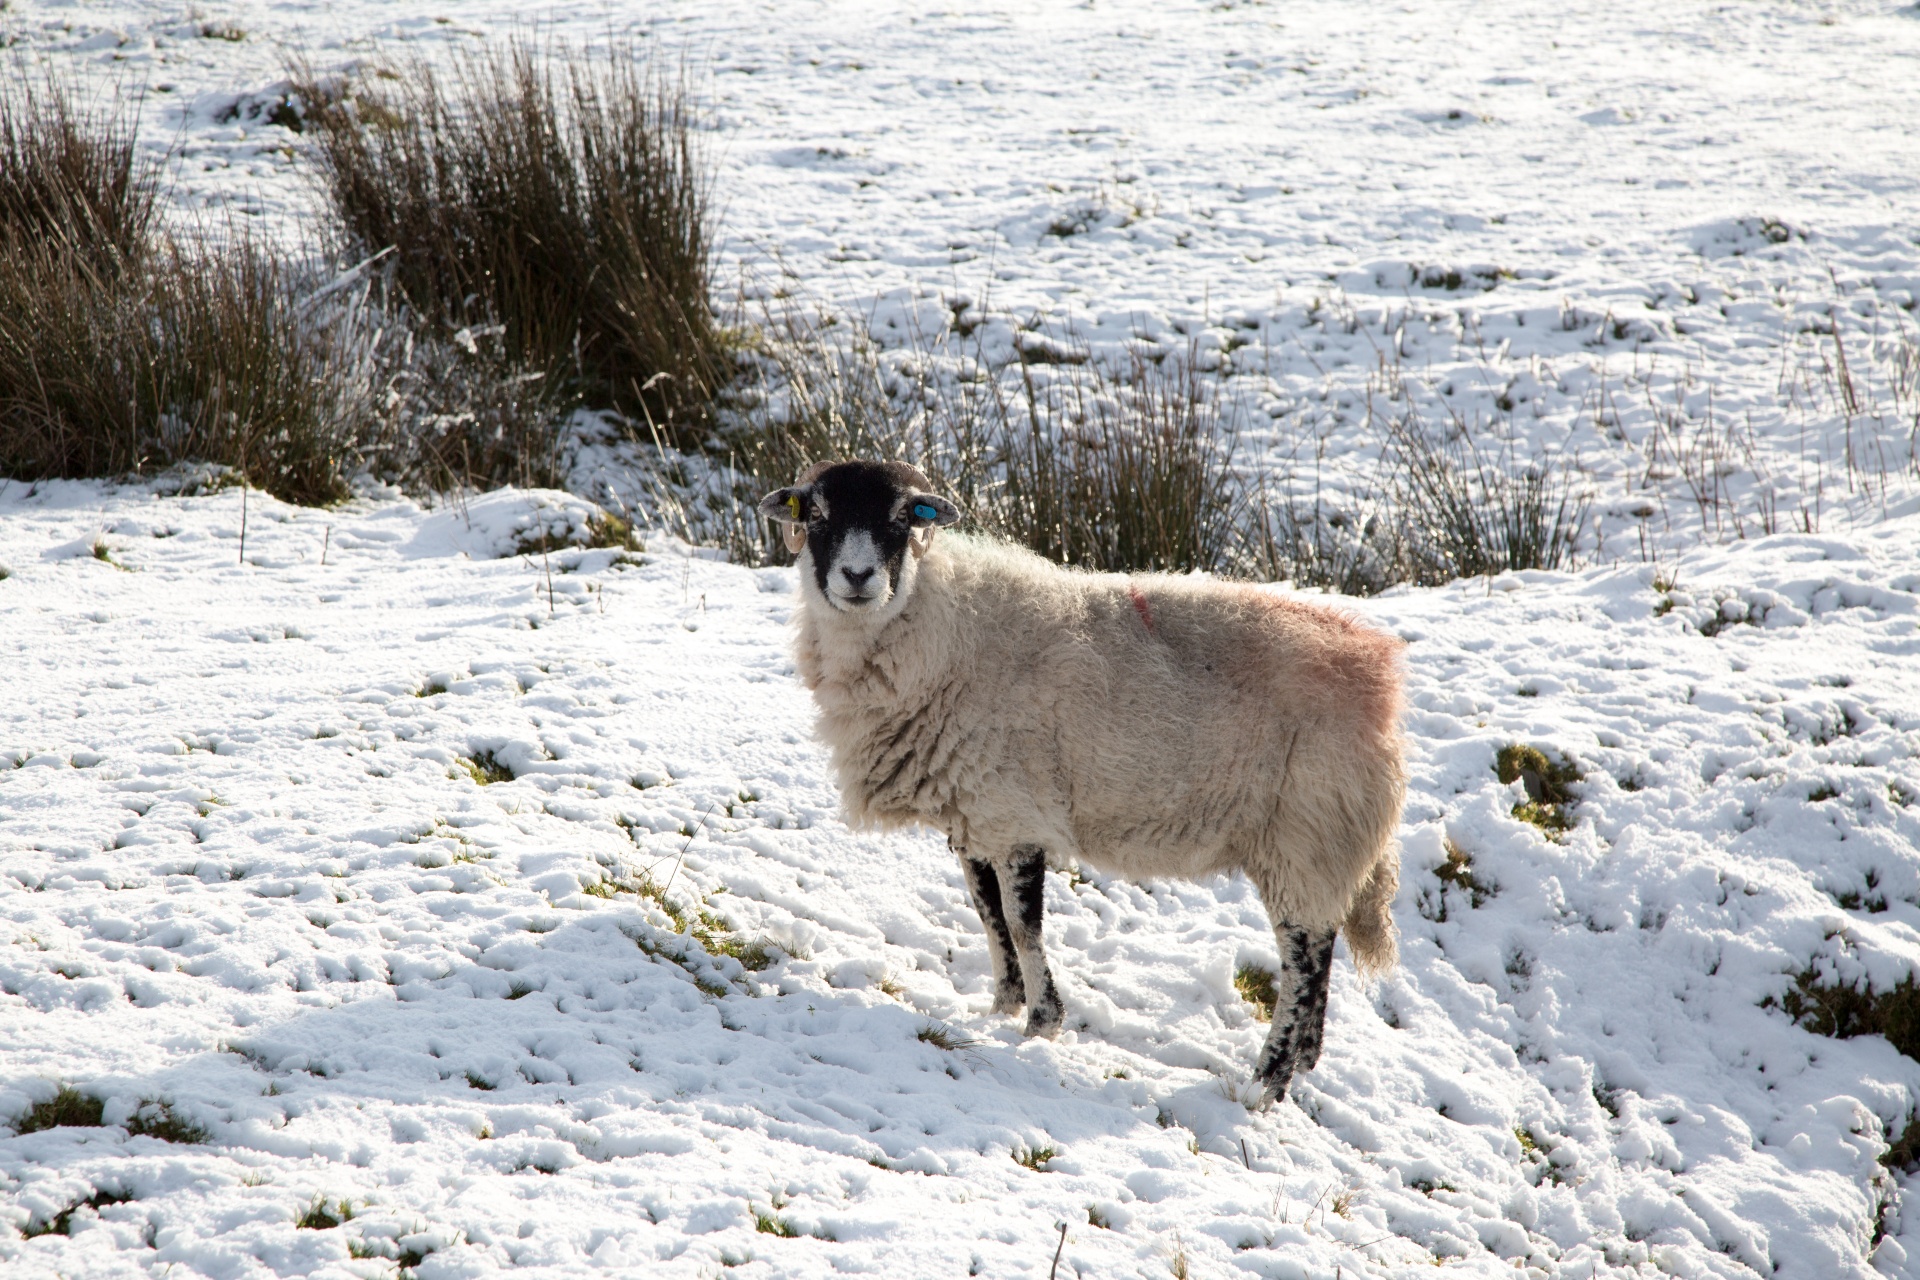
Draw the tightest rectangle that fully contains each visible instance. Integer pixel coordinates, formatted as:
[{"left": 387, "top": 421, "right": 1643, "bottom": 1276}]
[{"left": 828, "top": 587, "right": 886, "bottom": 611}]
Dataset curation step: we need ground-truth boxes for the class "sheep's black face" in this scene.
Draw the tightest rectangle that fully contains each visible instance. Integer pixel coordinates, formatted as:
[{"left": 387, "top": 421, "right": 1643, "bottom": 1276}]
[{"left": 759, "top": 460, "right": 959, "bottom": 618}]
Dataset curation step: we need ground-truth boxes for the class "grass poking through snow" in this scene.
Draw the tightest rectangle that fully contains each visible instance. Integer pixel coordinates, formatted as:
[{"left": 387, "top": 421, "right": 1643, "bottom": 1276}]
[
  {"left": 1233, "top": 964, "right": 1277, "bottom": 1023},
  {"left": 1497, "top": 744, "right": 1581, "bottom": 838},
  {"left": 12, "top": 1085, "right": 105, "bottom": 1134}
]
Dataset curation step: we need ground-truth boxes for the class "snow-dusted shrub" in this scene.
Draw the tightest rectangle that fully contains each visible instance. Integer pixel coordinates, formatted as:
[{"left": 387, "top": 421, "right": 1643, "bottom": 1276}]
[{"left": 731, "top": 313, "right": 1255, "bottom": 577}]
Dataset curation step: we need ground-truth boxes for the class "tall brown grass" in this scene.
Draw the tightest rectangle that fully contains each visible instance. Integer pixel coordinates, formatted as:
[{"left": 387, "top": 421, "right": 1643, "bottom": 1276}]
[
  {"left": 725, "top": 314, "right": 1253, "bottom": 573},
  {"left": 0, "top": 77, "right": 374, "bottom": 503},
  {"left": 294, "top": 38, "right": 724, "bottom": 446},
  {"left": 0, "top": 70, "right": 570, "bottom": 503},
  {"left": 0, "top": 73, "right": 156, "bottom": 267},
  {"left": 724, "top": 309, "right": 1591, "bottom": 591}
]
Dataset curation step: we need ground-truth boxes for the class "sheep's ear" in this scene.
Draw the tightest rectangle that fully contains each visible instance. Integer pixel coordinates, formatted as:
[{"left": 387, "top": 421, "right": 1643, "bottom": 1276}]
[
  {"left": 906, "top": 493, "right": 961, "bottom": 528},
  {"left": 758, "top": 486, "right": 809, "bottom": 525}
]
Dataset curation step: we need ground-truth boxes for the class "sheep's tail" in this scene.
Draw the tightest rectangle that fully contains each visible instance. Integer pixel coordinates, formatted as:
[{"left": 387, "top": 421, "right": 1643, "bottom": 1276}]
[{"left": 1342, "top": 849, "right": 1399, "bottom": 978}]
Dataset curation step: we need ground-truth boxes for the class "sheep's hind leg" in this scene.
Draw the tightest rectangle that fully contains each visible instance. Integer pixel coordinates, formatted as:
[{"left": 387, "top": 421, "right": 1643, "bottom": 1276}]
[
  {"left": 1254, "top": 924, "right": 1336, "bottom": 1103},
  {"left": 958, "top": 847, "right": 1025, "bottom": 1016},
  {"left": 999, "top": 844, "right": 1064, "bottom": 1038}
]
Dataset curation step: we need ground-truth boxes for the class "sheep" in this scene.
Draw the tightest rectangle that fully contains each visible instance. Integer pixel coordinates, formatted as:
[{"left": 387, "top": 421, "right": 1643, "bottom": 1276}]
[{"left": 759, "top": 459, "right": 1406, "bottom": 1103}]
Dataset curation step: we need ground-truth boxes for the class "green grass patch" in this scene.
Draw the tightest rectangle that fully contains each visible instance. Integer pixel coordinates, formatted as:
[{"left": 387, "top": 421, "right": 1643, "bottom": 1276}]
[
  {"left": 585, "top": 511, "right": 642, "bottom": 552},
  {"left": 754, "top": 1210, "right": 799, "bottom": 1238},
  {"left": 1233, "top": 964, "right": 1277, "bottom": 1023},
  {"left": 711, "top": 931, "right": 777, "bottom": 972},
  {"left": 14, "top": 1085, "right": 104, "bottom": 1133},
  {"left": 125, "top": 1101, "right": 210, "bottom": 1144},
  {"left": 458, "top": 750, "right": 515, "bottom": 786},
  {"left": 22, "top": 1187, "right": 131, "bottom": 1238},
  {"left": 1496, "top": 744, "right": 1581, "bottom": 837},
  {"left": 1774, "top": 970, "right": 1920, "bottom": 1061},
  {"left": 1013, "top": 1144, "right": 1059, "bottom": 1172},
  {"left": 622, "top": 880, "right": 779, "bottom": 994},
  {"left": 296, "top": 1197, "right": 352, "bottom": 1230},
  {"left": 1429, "top": 839, "right": 1492, "bottom": 918}
]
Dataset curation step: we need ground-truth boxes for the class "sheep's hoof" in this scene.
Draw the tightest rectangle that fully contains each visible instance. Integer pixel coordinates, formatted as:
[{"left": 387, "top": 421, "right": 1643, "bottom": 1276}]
[
  {"left": 1023, "top": 1000, "right": 1064, "bottom": 1039},
  {"left": 1254, "top": 1048, "right": 1297, "bottom": 1105}
]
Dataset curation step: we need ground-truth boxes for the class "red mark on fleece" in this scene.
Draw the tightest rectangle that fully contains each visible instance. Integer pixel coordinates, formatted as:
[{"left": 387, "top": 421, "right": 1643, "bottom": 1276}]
[{"left": 1127, "top": 583, "right": 1155, "bottom": 635}]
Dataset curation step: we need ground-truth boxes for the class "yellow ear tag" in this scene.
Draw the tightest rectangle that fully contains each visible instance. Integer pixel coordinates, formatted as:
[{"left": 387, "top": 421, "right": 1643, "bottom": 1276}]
[{"left": 787, "top": 494, "right": 802, "bottom": 519}]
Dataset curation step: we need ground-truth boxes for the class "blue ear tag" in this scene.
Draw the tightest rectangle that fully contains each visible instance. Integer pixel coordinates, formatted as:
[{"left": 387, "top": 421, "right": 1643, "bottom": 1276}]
[{"left": 913, "top": 503, "right": 939, "bottom": 521}]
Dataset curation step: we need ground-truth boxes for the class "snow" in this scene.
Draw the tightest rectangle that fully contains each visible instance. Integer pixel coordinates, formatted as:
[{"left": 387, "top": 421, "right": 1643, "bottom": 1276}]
[
  {"left": 4, "top": 0, "right": 1920, "bottom": 1276},
  {"left": 5, "top": 479, "right": 1919, "bottom": 1278}
]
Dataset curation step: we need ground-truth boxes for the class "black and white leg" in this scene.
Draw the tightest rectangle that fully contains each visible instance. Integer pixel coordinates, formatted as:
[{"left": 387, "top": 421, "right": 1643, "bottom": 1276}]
[
  {"left": 958, "top": 845, "right": 1025, "bottom": 1015},
  {"left": 1292, "top": 930, "right": 1338, "bottom": 1075},
  {"left": 1000, "top": 844, "right": 1064, "bottom": 1038},
  {"left": 1254, "top": 924, "right": 1336, "bottom": 1102}
]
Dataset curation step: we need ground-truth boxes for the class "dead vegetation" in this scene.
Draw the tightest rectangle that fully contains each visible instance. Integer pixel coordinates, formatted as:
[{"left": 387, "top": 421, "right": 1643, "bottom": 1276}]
[
  {"left": 1497, "top": 744, "right": 1581, "bottom": 837},
  {"left": 293, "top": 37, "right": 724, "bottom": 447}
]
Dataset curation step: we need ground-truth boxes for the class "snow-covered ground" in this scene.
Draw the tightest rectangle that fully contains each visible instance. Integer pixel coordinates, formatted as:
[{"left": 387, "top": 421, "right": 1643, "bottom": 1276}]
[
  {"left": 6, "top": 1, "right": 1920, "bottom": 1277},
  {"left": 4, "top": 479, "right": 1920, "bottom": 1280}
]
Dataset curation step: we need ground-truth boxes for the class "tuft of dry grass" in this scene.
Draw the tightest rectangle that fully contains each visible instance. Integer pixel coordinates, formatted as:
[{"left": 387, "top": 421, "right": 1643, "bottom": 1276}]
[
  {"left": 124, "top": 1100, "right": 210, "bottom": 1144},
  {"left": 1496, "top": 745, "right": 1581, "bottom": 837},
  {"left": 729, "top": 313, "right": 1251, "bottom": 575},
  {"left": 0, "top": 77, "right": 398, "bottom": 504},
  {"left": 916, "top": 1022, "right": 982, "bottom": 1051},
  {"left": 991, "top": 342, "right": 1244, "bottom": 575},
  {"left": 13, "top": 1085, "right": 105, "bottom": 1134},
  {"left": 1776, "top": 969, "right": 1920, "bottom": 1061},
  {"left": 728, "top": 306, "right": 1597, "bottom": 594},
  {"left": 294, "top": 37, "right": 725, "bottom": 446},
  {"left": 0, "top": 72, "right": 156, "bottom": 268},
  {"left": 1233, "top": 964, "right": 1277, "bottom": 1022},
  {"left": 1387, "top": 412, "right": 1588, "bottom": 582}
]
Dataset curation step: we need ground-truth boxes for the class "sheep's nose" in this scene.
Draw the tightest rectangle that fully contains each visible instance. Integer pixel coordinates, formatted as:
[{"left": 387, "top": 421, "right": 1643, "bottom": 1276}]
[{"left": 841, "top": 566, "right": 876, "bottom": 591}]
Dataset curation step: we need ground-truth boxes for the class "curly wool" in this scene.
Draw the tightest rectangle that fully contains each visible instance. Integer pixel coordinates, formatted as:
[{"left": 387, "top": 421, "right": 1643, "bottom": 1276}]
[{"left": 792, "top": 532, "right": 1406, "bottom": 975}]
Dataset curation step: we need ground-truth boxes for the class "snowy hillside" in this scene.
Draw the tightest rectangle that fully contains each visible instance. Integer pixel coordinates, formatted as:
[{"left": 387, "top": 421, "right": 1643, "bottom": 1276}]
[
  {"left": 5, "top": 0, "right": 1920, "bottom": 542},
  {"left": 3, "top": 480, "right": 1919, "bottom": 1279},
  {"left": 6, "top": 0, "right": 1920, "bottom": 1277}
]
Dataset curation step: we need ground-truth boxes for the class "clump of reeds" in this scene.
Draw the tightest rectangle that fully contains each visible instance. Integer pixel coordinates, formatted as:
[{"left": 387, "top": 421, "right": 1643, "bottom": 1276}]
[
  {"left": 0, "top": 73, "right": 156, "bottom": 267},
  {"left": 294, "top": 37, "right": 724, "bottom": 447},
  {"left": 0, "top": 68, "right": 576, "bottom": 503},
  {"left": 0, "top": 76, "right": 371, "bottom": 504},
  {"left": 726, "top": 311, "right": 1250, "bottom": 575},
  {"left": 724, "top": 307, "right": 1593, "bottom": 591}
]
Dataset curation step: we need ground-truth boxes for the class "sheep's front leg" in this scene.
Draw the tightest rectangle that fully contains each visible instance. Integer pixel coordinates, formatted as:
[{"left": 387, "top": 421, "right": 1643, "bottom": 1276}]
[
  {"left": 957, "top": 845, "right": 1025, "bottom": 1016},
  {"left": 1000, "top": 844, "right": 1064, "bottom": 1038},
  {"left": 1254, "top": 924, "right": 1336, "bottom": 1103}
]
